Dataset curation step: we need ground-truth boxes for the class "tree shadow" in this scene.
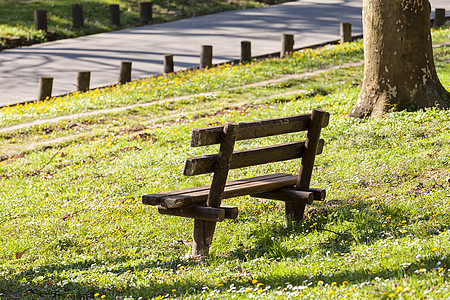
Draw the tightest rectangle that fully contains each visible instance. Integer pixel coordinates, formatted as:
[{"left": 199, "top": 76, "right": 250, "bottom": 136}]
[{"left": 0, "top": 197, "right": 447, "bottom": 298}]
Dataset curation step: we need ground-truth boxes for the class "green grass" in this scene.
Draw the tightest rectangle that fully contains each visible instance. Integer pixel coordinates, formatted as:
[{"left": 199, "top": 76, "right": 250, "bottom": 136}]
[
  {"left": 0, "top": 28, "right": 449, "bottom": 299},
  {"left": 0, "top": 0, "right": 289, "bottom": 49},
  {"left": 0, "top": 41, "right": 365, "bottom": 128}
]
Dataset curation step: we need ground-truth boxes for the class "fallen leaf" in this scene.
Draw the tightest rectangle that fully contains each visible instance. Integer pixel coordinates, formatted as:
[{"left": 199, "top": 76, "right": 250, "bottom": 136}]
[{"left": 15, "top": 250, "right": 26, "bottom": 259}]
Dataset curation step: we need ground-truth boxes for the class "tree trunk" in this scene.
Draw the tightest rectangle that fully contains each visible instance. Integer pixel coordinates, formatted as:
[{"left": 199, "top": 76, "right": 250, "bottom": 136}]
[{"left": 348, "top": 0, "right": 450, "bottom": 118}]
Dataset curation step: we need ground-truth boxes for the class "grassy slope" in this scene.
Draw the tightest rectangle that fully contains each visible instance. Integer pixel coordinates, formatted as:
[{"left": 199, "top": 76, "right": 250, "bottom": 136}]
[
  {"left": 0, "top": 0, "right": 287, "bottom": 49},
  {"left": 0, "top": 28, "right": 449, "bottom": 299}
]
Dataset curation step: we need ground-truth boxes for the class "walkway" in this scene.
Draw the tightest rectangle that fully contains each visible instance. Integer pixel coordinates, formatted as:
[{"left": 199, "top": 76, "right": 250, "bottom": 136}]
[{"left": 0, "top": 0, "right": 448, "bottom": 106}]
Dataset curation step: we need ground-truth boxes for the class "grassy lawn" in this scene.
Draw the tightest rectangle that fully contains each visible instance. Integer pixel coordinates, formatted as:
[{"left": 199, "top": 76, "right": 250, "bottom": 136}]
[
  {"left": 0, "top": 0, "right": 289, "bottom": 49},
  {"left": 0, "top": 27, "right": 449, "bottom": 299}
]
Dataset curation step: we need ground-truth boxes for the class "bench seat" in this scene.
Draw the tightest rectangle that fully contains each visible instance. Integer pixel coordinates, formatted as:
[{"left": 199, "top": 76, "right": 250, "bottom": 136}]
[{"left": 143, "top": 173, "right": 325, "bottom": 209}]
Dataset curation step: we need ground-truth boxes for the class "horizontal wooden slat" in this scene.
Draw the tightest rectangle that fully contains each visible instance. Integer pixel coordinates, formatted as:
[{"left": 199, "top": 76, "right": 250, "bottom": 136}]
[
  {"left": 158, "top": 205, "right": 225, "bottom": 222},
  {"left": 157, "top": 205, "right": 238, "bottom": 221},
  {"left": 251, "top": 187, "right": 325, "bottom": 202},
  {"left": 251, "top": 189, "right": 314, "bottom": 204},
  {"left": 184, "top": 139, "right": 324, "bottom": 176},
  {"left": 191, "top": 112, "right": 330, "bottom": 147},
  {"left": 142, "top": 173, "right": 289, "bottom": 206},
  {"left": 159, "top": 173, "right": 297, "bottom": 208}
]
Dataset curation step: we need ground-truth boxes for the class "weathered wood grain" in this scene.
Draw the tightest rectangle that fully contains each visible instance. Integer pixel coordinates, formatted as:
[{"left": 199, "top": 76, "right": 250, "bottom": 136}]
[
  {"left": 191, "top": 113, "right": 329, "bottom": 147},
  {"left": 251, "top": 188, "right": 313, "bottom": 204},
  {"left": 184, "top": 139, "right": 324, "bottom": 176},
  {"left": 221, "top": 205, "right": 239, "bottom": 219},
  {"left": 288, "top": 108, "right": 327, "bottom": 224},
  {"left": 142, "top": 173, "right": 292, "bottom": 206},
  {"left": 158, "top": 205, "right": 225, "bottom": 222},
  {"left": 160, "top": 173, "right": 297, "bottom": 208}
]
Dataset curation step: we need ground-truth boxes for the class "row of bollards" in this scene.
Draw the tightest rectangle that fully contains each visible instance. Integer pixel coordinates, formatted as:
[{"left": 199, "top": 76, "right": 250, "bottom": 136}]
[
  {"left": 32, "top": 6, "right": 447, "bottom": 33},
  {"left": 36, "top": 6, "right": 448, "bottom": 102},
  {"left": 434, "top": 8, "right": 447, "bottom": 28},
  {"left": 34, "top": 2, "right": 153, "bottom": 32},
  {"left": 35, "top": 26, "right": 351, "bottom": 101}
]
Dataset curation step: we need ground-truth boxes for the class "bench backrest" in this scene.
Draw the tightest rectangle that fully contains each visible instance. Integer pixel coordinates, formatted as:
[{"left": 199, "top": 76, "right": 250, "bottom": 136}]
[
  {"left": 183, "top": 109, "right": 329, "bottom": 208},
  {"left": 184, "top": 110, "right": 329, "bottom": 176}
]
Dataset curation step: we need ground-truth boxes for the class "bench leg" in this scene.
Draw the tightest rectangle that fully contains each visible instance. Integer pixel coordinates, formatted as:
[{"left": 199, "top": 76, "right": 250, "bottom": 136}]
[
  {"left": 285, "top": 202, "right": 306, "bottom": 227},
  {"left": 192, "top": 219, "right": 216, "bottom": 257}
]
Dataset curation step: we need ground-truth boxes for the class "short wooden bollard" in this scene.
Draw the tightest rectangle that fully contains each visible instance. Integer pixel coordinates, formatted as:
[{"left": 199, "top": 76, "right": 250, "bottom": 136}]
[
  {"left": 340, "top": 22, "right": 352, "bottom": 44},
  {"left": 200, "top": 45, "right": 213, "bottom": 70},
  {"left": 72, "top": 4, "right": 84, "bottom": 29},
  {"left": 109, "top": 4, "right": 121, "bottom": 26},
  {"left": 281, "top": 34, "right": 294, "bottom": 58},
  {"left": 434, "top": 8, "right": 446, "bottom": 28},
  {"left": 119, "top": 61, "right": 132, "bottom": 84},
  {"left": 34, "top": 9, "right": 48, "bottom": 31},
  {"left": 241, "top": 41, "right": 251, "bottom": 62},
  {"left": 164, "top": 55, "right": 174, "bottom": 73},
  {"left": 77, "top": 71, "right": 90, "bottom": 92},
  {"left": 38, "top": 76, "right": 53, "bottom": 101},
  {"left": 139, "top": 2, "right": 153, "bottom": 25}
]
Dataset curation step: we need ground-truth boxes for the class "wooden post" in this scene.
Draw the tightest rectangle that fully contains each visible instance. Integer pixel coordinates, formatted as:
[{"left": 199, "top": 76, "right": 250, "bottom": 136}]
[
  {"left": 109, "top": 4, "right": 121, "bottom": 26},
  {"left": 139, "top": 2, "right": 153, "bottom": 25},
  {"left": 192, "top": 122, "right": 238, "bottom": 257},
  {"left": 285, "top": 109, "right": 327, "bottom": 226},
  {"left": 164, "top": 54, "right": 174, "bottom": 73},
  {"left": 34, "top": 10, "right": 47, "bottom": 31},
  {"left": 77, "top": 71, "right": 90, "bottom": 92},
  {"left": 119, "top": 61, "right": 132, "bottom": 84},
  {"left": 38, "top": 76, "right": 53, "bottom": 101},
  {"left": 200, "top": 45, "right": 213, "bottom": 70},
  {"left": 434, "top": 9, "right": 446, "bottom": 28},
  {"left": 241, "top": 41, "right": 251, "bottom": 62},
  {"left": 72, "top": 4, "right": 84, "bottom": 29},
  {"left": 340, "top": 22, "right": 352, "bottom": 44},
  {"left": 281, "top": 34, "right": 294, "bottom": 58}
]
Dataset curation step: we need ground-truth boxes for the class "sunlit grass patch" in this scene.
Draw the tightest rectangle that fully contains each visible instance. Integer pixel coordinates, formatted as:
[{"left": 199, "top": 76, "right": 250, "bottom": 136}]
[
  {"left": 0, "top": 40, "right": 365, "bottom": 128},
  {"left": 0, "top": 28, "right": 449, "bottom": 300}
]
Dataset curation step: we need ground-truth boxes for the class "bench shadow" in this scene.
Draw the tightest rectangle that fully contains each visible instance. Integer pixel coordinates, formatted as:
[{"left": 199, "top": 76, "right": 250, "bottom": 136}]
[
  {"left": 224, "top": 197, "right": 443, "bottom": 260},
  {"left": 1, "top": 250, "right": 446, "bottom": 298},
  {"left": 1, "top": 198, "right": 446, "bottom": 298}
]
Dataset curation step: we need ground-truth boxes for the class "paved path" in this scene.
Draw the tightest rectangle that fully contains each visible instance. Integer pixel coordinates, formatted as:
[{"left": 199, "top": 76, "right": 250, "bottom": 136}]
[{"left": 0, "top": 0, "right": 448, "bottom": 107}]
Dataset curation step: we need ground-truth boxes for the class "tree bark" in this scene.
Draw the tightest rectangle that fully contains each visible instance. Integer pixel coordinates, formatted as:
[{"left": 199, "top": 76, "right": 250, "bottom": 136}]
[{"left": 348, "top": 0, "right": 450, "bottom": 118}]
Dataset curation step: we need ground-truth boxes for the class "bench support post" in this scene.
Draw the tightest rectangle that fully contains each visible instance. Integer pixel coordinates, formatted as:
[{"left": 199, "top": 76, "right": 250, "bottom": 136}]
[
  {"left": 192, "top": 122, "right": 238, "bottom": 257},
  {"left": 286, "top": 108, "right": 327, "bottom": 226}
]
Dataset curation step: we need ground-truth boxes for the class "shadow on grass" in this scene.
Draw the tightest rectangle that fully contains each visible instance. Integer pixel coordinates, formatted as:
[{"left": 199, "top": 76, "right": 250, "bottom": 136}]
[
  {"left": 0, "top": 198, "right": 448, "bottom": 298},
  {"left": 226, "top": 197, "right": 447, "bottom": 260}
]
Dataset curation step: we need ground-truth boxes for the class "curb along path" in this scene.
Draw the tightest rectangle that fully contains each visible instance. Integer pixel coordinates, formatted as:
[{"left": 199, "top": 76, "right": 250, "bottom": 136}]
[{"left": 0, "top": 0, "right": 448, "bottom": 107}]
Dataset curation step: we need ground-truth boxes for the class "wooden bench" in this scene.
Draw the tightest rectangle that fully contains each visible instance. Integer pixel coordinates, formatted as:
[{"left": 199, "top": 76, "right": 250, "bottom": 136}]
[{"left": 142, "top": 108, "right": 329, "bottom": 257}]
